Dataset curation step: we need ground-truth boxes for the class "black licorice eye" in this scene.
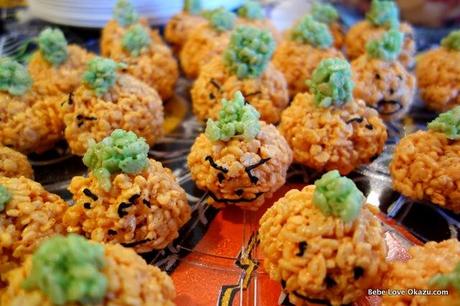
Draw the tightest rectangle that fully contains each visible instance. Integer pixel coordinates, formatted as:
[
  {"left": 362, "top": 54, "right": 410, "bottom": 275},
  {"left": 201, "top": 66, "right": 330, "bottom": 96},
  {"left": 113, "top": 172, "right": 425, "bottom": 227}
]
[
  {"left": 117, "top": 202, "right": 133, "bottom": 218},
  {"left": 296, "top": 241, "right": 308, "bottom": 256},
  {"left": 83, "top": 188, "right": 98, "bottom": 201},
  {"left": 353, "top": 267, "right": 365, "bottom": 279},
  {"left": 324, "top": 275, "right": 337, "bottom": 288},
  {"left": 235, "top": 189, "right": 244, "bottom": 196},
  {"left": 375, "top": 73, "right": 381, "bottom": 80},
  {"left": 83, "top": 202, "right": 91, "bottom": 209},
  {"left": 217, "top": 172, "right": 225, "bottom": 183}
]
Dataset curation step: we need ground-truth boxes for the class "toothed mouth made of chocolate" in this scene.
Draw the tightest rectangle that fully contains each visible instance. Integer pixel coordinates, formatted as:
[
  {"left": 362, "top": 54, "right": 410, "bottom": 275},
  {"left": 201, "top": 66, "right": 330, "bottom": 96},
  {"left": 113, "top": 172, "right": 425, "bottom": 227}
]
[{"left": 371, "top": 99, "right": 403, "bottom": 116}]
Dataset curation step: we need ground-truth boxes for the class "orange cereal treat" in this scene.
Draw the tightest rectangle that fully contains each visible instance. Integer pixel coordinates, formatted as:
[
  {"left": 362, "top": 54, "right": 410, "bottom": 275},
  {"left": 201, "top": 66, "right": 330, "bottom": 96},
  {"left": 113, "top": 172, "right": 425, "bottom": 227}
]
[
  {"left": 191, "top": 25, "right": 288, "bottom": 124},
  {"left": 0, "top": 235, "right": 176, "bottom": 306},
  {"left": 345, "top": 0, "right": 415, "bottom": 68},
  {"left": 279, "top": 58, "right": 387, "bottom": 175},
  {"left": 273, "top": 15, "right": 344, "bottom": 98},
  {"left": 382, "top": 239, "right": 460, "bottom": 306},
  {"left": 164, "top": 0, "right": 207, "bottom": 52},
  {"left": 180, "top": 7, "right": 236, "bottom": 79},
  {"left": 352, "top": 29, "right": 416, "bottom": 121},
  {"left": 0, "top": 58, "right": 65, "bottom": 154},
  {"left": 63, "top": 130, "right": 191, "bottom": 253},
  {"left": 259, "top": 171, "right": 387, "bottom": 306},
  {"left": 311, "top": 2, "right": 345, "bottom": 49},
  {"left": 62, "top": 57, "right": 163, "bottom": 156},
  {"left": 0, "top": 176, "right": 67, "bottom": 275},
  {"left": 236, "top": 0, "right": 281, "bottom": 42},
  {"left": 390, "top": 107, "right": 460, "bottom": 212},
  {"left": 188, "top": 91, "right": 292, "bottom": 210},
  {"left": 416, "top": 30, "right": 460, "bottom": 112},
  {"left": 0, "top": 146, "right": 33, "bottom": 178},
  {"left": 28, "top": 28, "right": 94, "bottom": 96}
]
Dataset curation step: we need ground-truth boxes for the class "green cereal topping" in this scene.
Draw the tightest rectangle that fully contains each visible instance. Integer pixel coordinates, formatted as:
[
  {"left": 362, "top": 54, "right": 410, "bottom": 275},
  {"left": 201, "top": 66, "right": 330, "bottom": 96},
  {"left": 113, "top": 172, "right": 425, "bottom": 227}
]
[
  {"left": 311, "top": 2, "right": 339, "bottom": 24},
  {"left": 429, "top": 262, "right": 460, "bottom": 292},
  {"left": 0, "top": 185, "right": 11, "bottom": 212},
  {"left": 290, "top": 15, "right": 332, "bottom": 48},
  {"left": 428, "top": 106, "right": 460, "bottom": 140},
  {"left": 82, "top": 57, "right": 124, "bottom": 96},
  {"left": 204, "top": 7, "right": 236, "bottom": 32},
  {"left": 37, "top": 28, "right": 68, "bottom": 66},
  {"left": 366, "top": 29, "right": 403, "bottom": 61},
  {"left": 0, "top": 58, "right": 32, "bottom": 96},
  {"left": 121, "top": 24, "right": 151, "bottom": 56},
  {"left": 238, "top": 0, "right": 264, "bottom": 21},
  {"left": 22, "top": 235, "right": 107, "bottom": 305},
  {"left": 113, "top": 0, "right": 139, "bottom": 27},
  {"left": 366, "top": 0, "right": 399, "bottom": 29},
  {"left": 441, "top": 30, "right": 460, "bottom": 51},
  {"left": 313, "top": 170, "right": 365, "bottom": 223},
  {"left": 184, "top": 0, "right": 202, "bottom": 15},
  {"left": 83, "top": 129, "right": 149, "bottom": 191},
  {"left": 205, "top": 91, "right": 260, "bottom": 142},
  {"left": 223, "top": 26, "right": 275, "bottom": 79},
  {"left": 307, "top": 58, "right": 354, "bottom": 108}
]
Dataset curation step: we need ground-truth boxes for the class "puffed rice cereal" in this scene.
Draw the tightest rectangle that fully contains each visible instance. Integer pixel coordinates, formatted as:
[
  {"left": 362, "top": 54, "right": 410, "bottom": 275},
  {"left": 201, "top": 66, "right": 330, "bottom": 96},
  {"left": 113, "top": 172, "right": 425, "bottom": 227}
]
[{"left": 0, "top": 146, "right": 33, "bottom": 179}]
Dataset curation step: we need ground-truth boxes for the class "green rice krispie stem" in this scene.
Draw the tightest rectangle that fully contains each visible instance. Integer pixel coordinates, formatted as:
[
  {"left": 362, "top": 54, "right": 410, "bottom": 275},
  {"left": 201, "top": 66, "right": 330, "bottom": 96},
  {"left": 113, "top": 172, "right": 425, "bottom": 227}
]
[
  {"left": 0, "top": 184, "right": 11, "bottom": 211},
  {"left": 121, "top": 24, "right": 151, "bottom": 56},
  {"left": 184, "top": 0, "right": 202, "bottom": 15},
  {"left": 22, "top": 234, "right": 107, "bottom": 305},
  {"left": 429, "top": 262, "right": 460, "bottom": 292},
  {"left": 366, "top": 29, "right": 403, "bottom": 61},
  {"left": 82, "top": 57, "right": 125, "bottom": 96},
  {"left": 238, "top": 0, "right": 264, "bottom": 21},
  {"left": 203, "top": 7, "right": 236, "bottom": 32},
  {"left": 307, "top": 57, "right": 354, "bottom": 107},
  {"left": 311, "top": 2, "right": 339, "bottom": 24},
  {"left": 428, "top": 106, "right": 460, "bottom": 140},
  {"left": 366, "top": 0, "right": 400, "bottom": 29},
  {"left": 441, "top": 30, "right": 460, "bottom": 51},
  {"left": 291, "top": 15, "right": 332, "bottom": 48},
  {"left": 83, "top": 129, "right": 150, "bottom": 191},
  {"left": 205, "top": 91, "right": 260, "bottom": 142},
  {"left": 223, "top": 26, "right": 275, "bottom": 79},
  {"left": 313, "top": 170, "right": 365, "bottom": 223},
  {"left": 37, "top": 27, "right": 68, "bottom": 66},
  {"left": 113, "top": 0, "right": 139, "bottom": 27},
  {"left": 0, "top": 57, "right": 32, "bottom": 96}
]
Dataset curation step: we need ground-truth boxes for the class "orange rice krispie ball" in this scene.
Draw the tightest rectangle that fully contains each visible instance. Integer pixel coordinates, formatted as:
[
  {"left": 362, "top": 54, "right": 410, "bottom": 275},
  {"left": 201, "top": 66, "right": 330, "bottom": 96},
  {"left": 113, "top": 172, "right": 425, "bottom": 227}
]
[
  {"left": 310, "top": 2, "right": 345, "bottom": 49},
  {"left": 0, "top": 58, "right": 66, "bottom": 154},
  {"left": 28, "top": 28, "right": 93, "bottom": 96},
  {"left": 279, "top": 58, "right": 387, "bottom": 175},
  {"left": 382, "top": 239, "right": 460, "bottom": 306},
  {"left": 0, "top": 146, "right": 33, "bottom": 179},
  {"left": 0, "top": 176, "right": 67, "bottom": 275},
  {"left": 345, "top": 0, "right": 416, "bottom": 68},
  {"left": 188, "top": 91, "right": 292, "bottom": 211},
  {"left": 236, "top": 0, "right": 281, "bottom": 42},
  {"left": 0, "top": 235, "right": 176, "bottom": 306},
  {"left": 390, "top": 107, "right": 460, "bottom": 212},
  {"left": 63, "top": 130, "right": 191, "bottom": 253},
  {"left": 192, "top": 25, "right": 288, "bottom": 124},
  {"left": 416, "top": 30, "right": 460, "bottom": 112},
  {"left": 273, "top": 15, "right": 344, "bottom": 98},
  {"left": 259, "top": 171, "right": 388, "bottom": 306},
  {"left": 62, "top": 57, "right": 163, "bottom": 156},
  {"left": 180, "top": 7, "right": 236, "bottom": 79},
  {"left": 352, "top": 29, "right": 416, "bottom": 121}
]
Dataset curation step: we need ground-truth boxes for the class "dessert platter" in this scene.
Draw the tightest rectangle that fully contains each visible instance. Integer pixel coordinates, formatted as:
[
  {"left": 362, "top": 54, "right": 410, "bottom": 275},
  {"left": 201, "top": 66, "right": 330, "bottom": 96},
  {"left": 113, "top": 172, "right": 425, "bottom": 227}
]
[{"left": 1, "top": 0, "right": 460, "bottom": 305}]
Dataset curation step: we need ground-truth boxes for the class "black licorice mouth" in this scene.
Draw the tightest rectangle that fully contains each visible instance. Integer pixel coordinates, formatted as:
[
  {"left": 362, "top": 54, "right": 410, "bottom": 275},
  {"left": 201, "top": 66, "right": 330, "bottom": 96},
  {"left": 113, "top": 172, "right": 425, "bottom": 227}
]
[
  {"left": 372, "top": 99, "right": 403, "bottom": 116},
  {"left": 346, "top": 116, "right": 374, "bottom": 130},
  {"left": 280, "top": 281, "right": 332, "bottom": 306},
  {"left": 208, "top": 190, "right": 264, "bottom": 204}
]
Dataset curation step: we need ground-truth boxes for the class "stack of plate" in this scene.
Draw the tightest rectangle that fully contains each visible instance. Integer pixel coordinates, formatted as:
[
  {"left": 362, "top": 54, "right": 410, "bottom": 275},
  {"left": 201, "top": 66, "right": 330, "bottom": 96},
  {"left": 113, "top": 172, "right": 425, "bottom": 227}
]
[{"left": 28, "top": 0, "right": 244, "bottom": 28}]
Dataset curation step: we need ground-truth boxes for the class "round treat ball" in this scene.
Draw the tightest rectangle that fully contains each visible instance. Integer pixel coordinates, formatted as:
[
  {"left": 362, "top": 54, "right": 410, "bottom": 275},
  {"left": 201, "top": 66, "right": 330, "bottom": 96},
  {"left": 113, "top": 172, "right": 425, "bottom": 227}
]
[
  {"left": 0, "top": 235, "right": 176, "bottom": 306},
  {"left": 259, "top": 184, "right": 388, "bottom": 306},
  {"left": 0, "top": 176, "right": 67, "bottom": 275},
  {"left": 382, "top": 239, "right": 460, "bottom": 306},
  {"left": 0, "top": 146, "right": 33, "bottom": 179}
]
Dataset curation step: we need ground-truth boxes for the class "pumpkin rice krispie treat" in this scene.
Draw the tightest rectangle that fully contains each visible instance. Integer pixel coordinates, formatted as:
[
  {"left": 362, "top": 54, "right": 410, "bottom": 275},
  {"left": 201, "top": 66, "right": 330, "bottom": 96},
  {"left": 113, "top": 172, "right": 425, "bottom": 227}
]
[
  {"left": 236, "top": 0, "right": 281, "bottom": 42},
  {"left": 188, "top": 91, "right": 292, "bottom": 211},
  {"left": 345, "top": 0, "right": 416, "bottom": 68},
  {"left": 191, "top": 25, "right": 288, "bottom": 124},
  {"left": 0, "top": 58, "right": 66, "bottom": 154},
  {"left": 390, "top": 107, "right": 460, "bottom": 212},
  {"left": 180, "top": 7, "right": 236, "bottom": 79},
  {"left": 352, "top": 29, "right": 416, "bottom": 121},
  {"left": 63, "top": 129, "right": 191, "bottom": 253},
  {"left": 28, "top": 27, "right": 93, "bottom": 96},
  {"left": 62, "top": 57, "right": 164, "bottom": 156},
  {"left": 279, "top": 58, "right": 387, "bottom": 175},
  {"left": 416, "top": 30, "right": 460, "bottom": 112},
  {"left": 0, "top": 176, "right": 67, "bottom": 275},
  {"left": 0, "top": 146, "right": 33, "bottom": 179},
  {"left": 1, "top": 234, "right": 176, "bottom": 306},
  {"left": 382, "top": 239, "right": 460, "bottom": 306},
  {"left": 311, "top": 2, "right": 344, "bottom": 49},
  {"left": 272, "top": 15, "right": 344, "bottom": 98},
  {"left": 259, "top": 170, "right": 388, "bottom": 306}
]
